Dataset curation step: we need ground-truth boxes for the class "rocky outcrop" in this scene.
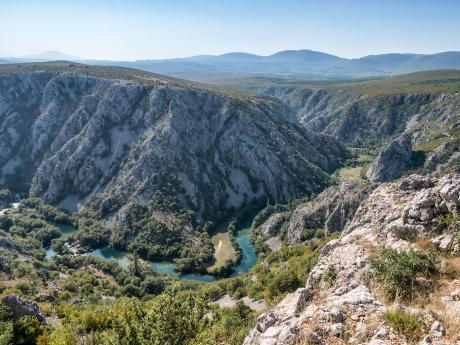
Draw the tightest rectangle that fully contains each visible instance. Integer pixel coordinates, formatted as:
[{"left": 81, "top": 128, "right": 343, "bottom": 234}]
[
  {"left": 244, "top": 288, "right": 311, "bottom": 345},
  {"left": 245, "top": 174, "right": 460, "bottom": 344},
  {"left": 254, "top": 182, "right": 373, "bottom": 245},
  {"left": 366, "top": 134, "right": 412, "bottom": 183},
  {"left": 0, "top": 64, "right": 349, "bottom": 235},
  {"left": 1, "top": 295, "right": 46, "bottom": 324},
  {"left": 0, "top": 235, "right": 32, "bottom": 253}
]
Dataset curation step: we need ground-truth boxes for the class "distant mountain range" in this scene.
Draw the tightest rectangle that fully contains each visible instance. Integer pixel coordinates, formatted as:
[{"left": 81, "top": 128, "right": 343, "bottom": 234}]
[
  {"left": 22, "top": 50, "right": 82, "bottom": 61},
  {"left": 2, "top": 49, "right": 460, "bottom": 81}
]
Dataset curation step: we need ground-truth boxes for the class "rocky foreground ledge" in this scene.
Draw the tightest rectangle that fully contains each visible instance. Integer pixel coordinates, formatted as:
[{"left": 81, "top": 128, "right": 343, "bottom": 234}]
[{"left": 245, "top": 174, "right": 460, "bottom": 345}]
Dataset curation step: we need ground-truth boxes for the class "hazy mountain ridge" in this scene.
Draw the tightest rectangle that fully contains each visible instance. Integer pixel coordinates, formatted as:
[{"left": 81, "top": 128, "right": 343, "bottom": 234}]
[
  {"left": 110, "top": 50, "right": 460, "bottom": 80},
  {"left": 2, "top": 49, "right": 460, "bottom": 80}
]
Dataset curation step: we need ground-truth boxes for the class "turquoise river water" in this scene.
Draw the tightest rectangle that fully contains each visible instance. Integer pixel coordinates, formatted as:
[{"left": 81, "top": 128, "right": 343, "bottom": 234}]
[{"left": 46, "top": 218, "right": 258, "bottom": 282}]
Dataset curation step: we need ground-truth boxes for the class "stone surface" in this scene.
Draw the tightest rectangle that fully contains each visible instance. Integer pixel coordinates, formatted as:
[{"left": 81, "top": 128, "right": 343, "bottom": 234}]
[
  {"left": 254, "top": 182, "right": 373, "bottom": 245},
  {"left": 431, "top": 233, "right": 453, "bottom": 251},
  {"left": 366, "top": 134, "right": 412, "bottom": 183},
  {"left": 1, "top": 295, "right": 46, "bottom": 324},
  {"left": 430, "top": 321, "right": 446, "bottom": 337}
]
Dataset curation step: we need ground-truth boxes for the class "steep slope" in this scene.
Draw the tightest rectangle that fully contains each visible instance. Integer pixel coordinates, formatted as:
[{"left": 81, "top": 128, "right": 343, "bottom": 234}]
[
  {"left": 253, "top": 182, "right": 374, "bottom": 246},
  {"left": 253, "top": 86, "right": 437, "bottom": 147},
  {"left": 248, "top": 72, "right": 460, "bottom": 178},
  {"left": 245, "top": 174, "right": 460, "bottom": 344},
  {"left": 0, "top": 63, "right": 349, "bottom": 260}
]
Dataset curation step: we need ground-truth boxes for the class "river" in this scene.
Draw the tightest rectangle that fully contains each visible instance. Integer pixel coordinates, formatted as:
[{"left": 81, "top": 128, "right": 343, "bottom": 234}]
[{"left": 46, "top": 217, "right": 258, "bottom": 282}]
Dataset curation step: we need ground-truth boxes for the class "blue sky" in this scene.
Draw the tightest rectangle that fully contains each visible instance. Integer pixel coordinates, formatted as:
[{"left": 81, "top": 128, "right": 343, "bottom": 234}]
[{"left": 1, "top": 0, "right": 459, "bottom": 60}]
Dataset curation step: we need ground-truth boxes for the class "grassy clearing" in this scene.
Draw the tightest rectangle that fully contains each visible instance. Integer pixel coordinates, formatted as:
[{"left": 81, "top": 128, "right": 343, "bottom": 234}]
[
  {"left": 208, "top": 232, "right": 236, "bottom": 271},
  {"left": 336, "top": 153, "right": 374, "bottom": 183},
  {"left": 337, "top": 166, "right": 365, "bottom": 183},
  {"left": 357, "top": 154, "right": 375, "bottom": 163}
]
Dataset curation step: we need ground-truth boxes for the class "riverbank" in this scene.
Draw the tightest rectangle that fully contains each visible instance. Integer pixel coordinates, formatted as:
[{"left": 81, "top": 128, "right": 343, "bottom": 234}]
[{"left": 47, "top": 215, "right": 259, "bottom": 282}]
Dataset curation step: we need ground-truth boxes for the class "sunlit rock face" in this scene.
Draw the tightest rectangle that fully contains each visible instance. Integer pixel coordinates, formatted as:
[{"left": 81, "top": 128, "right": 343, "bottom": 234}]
[{"left": 0, "top": 67, "right": 349, "bottom": 227}]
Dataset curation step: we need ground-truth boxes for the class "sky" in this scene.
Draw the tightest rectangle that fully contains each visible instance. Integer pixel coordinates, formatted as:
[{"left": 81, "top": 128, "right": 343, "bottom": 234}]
[{"left": 1, "top": 0, "right": 459, "bottom": 61}]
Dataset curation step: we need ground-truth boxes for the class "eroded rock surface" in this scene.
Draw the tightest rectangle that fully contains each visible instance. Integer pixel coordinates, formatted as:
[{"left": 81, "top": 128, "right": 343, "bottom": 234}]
[
  {"left": 1, "top": 295, "right": 46, "bottom": 324},
  {"left": 254, "top": 182, "right": 373, "bottom": 245},
  {"left": 0, "top": 65, "right": 349, "bottom": 237},
  {"left": 245, "top": 174, "right": 460, "bottom": 344},
  {"left": 366, "top": 134, "right": 413, "bottom": 183}
]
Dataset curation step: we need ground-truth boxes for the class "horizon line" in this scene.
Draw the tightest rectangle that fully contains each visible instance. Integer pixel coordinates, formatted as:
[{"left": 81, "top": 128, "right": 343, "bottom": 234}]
[{"left": 2, "top": 48, "right": 460, "bottom": 63}]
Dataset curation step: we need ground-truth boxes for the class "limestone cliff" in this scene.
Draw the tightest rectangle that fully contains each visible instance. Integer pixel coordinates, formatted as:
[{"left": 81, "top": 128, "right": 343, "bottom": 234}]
[
  {"left": 254, "top": 182, "right": 374, "bottom": 245},
  {"left": 366, "top": 134, "right": 413, "bottom": 183},
  {"left": 0, "top": 63, "right": 349, "bottom": 232}
]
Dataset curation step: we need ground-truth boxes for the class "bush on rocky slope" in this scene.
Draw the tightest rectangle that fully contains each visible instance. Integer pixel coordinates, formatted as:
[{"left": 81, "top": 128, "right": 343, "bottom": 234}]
[
  {"left": 369, "top": 247, "right": 439, "bottom": 302},
  {"left": 381, "top": 309, "right": 423, "bottom": 340}
]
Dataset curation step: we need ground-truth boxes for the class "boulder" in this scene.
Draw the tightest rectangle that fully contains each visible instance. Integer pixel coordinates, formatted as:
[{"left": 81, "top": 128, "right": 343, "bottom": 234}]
[
  {"left": 430, "top": 320, "right": 446, "bottom": 337},
  {"left": 431, "top": 233, "right": 453, "bottom": 251},
  {"left": 1, "top": 295, "right": 46, "bottom": 324}
]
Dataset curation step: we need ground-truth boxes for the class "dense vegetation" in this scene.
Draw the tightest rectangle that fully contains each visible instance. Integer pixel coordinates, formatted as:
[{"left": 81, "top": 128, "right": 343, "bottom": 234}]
[
  {"left": 0, "top": 195, "right": 341, "bottom": 345},
  {"left": 205, "top": 234, "right": 338, "bottom": 303},
  {"left": 0, "top": 289, "right": 257, "bottom": 345},
  {"left": 0, "top": 198, "right": 262, "bottom": 345},
  {"left": 0, "top": 189, "right": 13, "bottom": 208},
  {"left": 109, "top": 202, "right": 215, "bottom": 274},
  {"left": 0, "top": 191, "right": 344, "bottom": 345}
]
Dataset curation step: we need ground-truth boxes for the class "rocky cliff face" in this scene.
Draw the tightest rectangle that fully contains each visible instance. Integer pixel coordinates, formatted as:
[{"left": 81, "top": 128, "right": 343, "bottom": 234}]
[
  {"left": 256, "top": 87, "right": 460, "bottom": 150},
  {"left": 1, "top": 295, "right": 46, "bottom": 324},
  {"left": 366, "top": 134, "right": 413, "bottom": 183},
  {"left": 245, "top": 174, "right": 460, "bottom": 344},
  {"left": 254, "top": 182, "right": 374, "bottom": 245},
  {"left": 0, "top": 64, "right": 349, "bottom": 231},
  {"left": 255, "top": 86, "right": 460, "bottom": 179},
  {"left": 254, "top": 87, "right": 432, "bottom": 146}
]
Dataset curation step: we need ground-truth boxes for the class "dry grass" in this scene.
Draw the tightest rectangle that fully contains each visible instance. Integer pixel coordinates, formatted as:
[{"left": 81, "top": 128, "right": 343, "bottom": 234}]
[
  {"left": 337, "top": 166, "right": 365, "bottom": 183},
  {"left": 207, "top": 232, "right": 236, "bottom": 271},
  {"left": 354, "top": 232, "right": 379, "bottom": 254},
  {"left": 415, "top": 237, "right": 439, "bottom": 252},
  {"left": 422, "top": 277, "right": 460, "bottom": 342},
  {"left": 218, "top": 70, "right": 460, "bottom": 95},
  {"left": 392, "top": 195, "right": 407, "bottom": 205},
  {"left": 443, "top": 257, "right": 460, "bottom": 278}
]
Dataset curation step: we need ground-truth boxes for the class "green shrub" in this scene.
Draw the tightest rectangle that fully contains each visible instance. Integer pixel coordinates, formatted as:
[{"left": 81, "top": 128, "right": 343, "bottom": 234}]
[
  {"left": 61, "top": 280, "right": 79, "bottom": 293},
  {"left": 13, "top": 316, "right": 46, "bottom": 345},
  {"left": 15, "top": 281, "right": 35, "bottom": 295},
  {"left": 323, "top": 265, "right": 337, "bottom": 288},
  {"left": 0, "top": 321, "right": 13, "bottom": 345},
  {"left": 267, "top": 271, "right": 302, "bottom": 298},
  {"left": 369, "top": 247, "right": 439, "bottom": 302},
  {"left": 381, "top": 310, "right": 422, "bottom": 340},
  {"left": 191, "top": 302, "right": 256, "bottom": 345}
]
